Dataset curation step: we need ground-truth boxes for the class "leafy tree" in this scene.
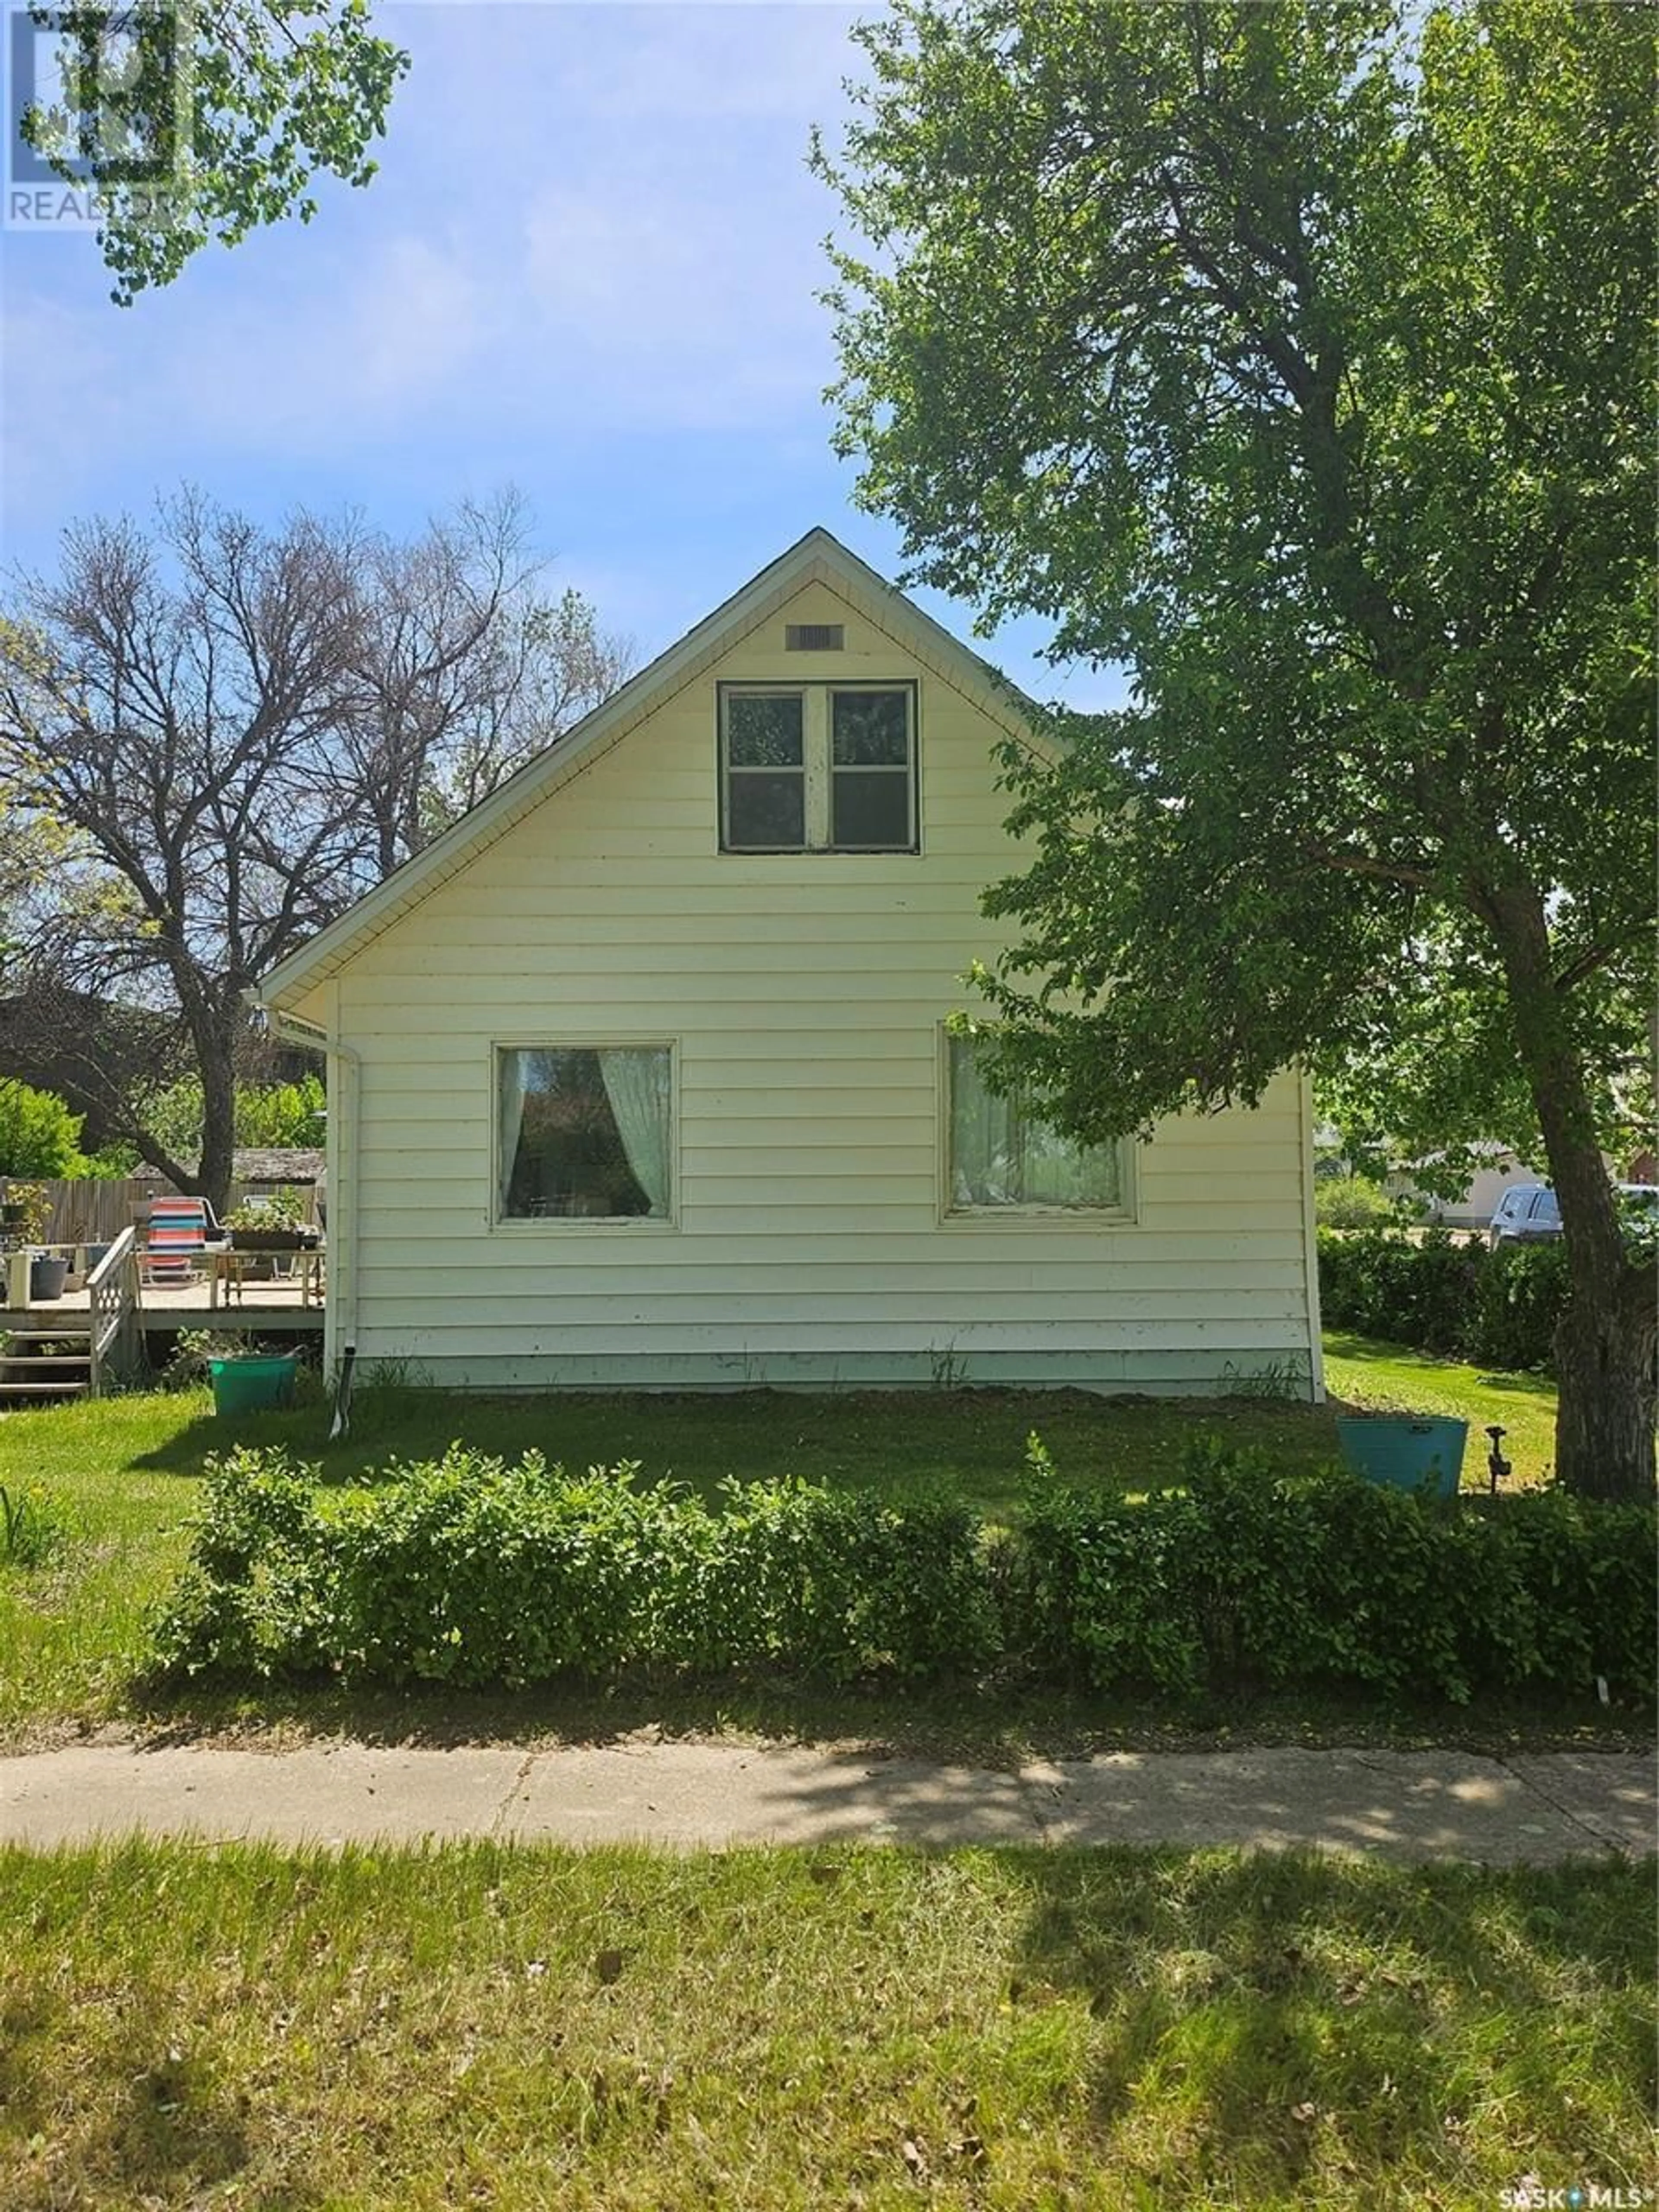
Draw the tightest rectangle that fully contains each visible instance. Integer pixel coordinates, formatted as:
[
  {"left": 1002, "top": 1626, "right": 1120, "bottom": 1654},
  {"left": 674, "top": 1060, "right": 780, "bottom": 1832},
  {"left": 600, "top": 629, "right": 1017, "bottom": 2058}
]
[
  {"left": 0, "top": 491, "right": 630, "bottom": 1211},
  {"left": 817, "top": 0, "right": 1655, "bottom": 1497},
  {"left": 238, "top": 1072, "right": 326, "bottom": 1148},
  {"left": 135, "top": 1072, "right": 327, "bottom": 1159},
  {"left": 20, "top": 0, "right": 409, "bottom": 304},
  {"left": 0, "top": 1078, "right": 88, "bottom": 1177}
]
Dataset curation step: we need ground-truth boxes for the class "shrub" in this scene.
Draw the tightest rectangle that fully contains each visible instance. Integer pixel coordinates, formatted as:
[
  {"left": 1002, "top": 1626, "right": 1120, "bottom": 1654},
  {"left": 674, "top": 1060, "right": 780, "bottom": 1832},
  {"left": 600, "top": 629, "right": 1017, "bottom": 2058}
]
[
  {"left": 1317, "top": 1227, "right": 1583, "bottom": 1370},
  {"left": 0, "top": 1080, "right": 88, "bottom": 1178},
  {"left": 1467, "top": 1240, "right": 1571, "bottom": 1371},
  {"left": 152, "top": 1447, "right": 336, "bottom": 1676},
  {"left": 1314, "top": 1175, "right": 1405, "bottom": 1230},
  {"left": 1317, "top": 1227, "right": 1480, "bottom": 1355},
  {"left": 1013, "top": 1439, "right": 1655, "bottom": 1703},
  {"left": 153, "top": 1446, "right": 1001, "bottom": 1687},
  {"left": 151, "top": 1439, "right": 1656, "bottom": 1708}
]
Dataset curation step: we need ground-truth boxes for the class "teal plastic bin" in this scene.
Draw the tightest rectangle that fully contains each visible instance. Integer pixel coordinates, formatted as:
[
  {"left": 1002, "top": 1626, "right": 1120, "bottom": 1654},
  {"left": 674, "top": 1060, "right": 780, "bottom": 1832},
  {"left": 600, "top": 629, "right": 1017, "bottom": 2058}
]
[
  {"left": 1336, "top": 1415, "right": 1468, "bottom": 1498},
  {"left": 210, "top": 1352, "right": 299, "bottom": 1416}
]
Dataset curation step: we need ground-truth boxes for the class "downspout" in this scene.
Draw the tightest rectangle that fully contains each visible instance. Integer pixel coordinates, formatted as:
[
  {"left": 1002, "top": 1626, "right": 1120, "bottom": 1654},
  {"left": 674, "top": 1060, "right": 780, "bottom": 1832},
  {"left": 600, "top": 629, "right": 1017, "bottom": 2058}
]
[
  {"left": 265, "top": 1003, "right": 361, "bottom": 1374},
  {"left": 1297, "top": 1066, "right": 1326, "bottom": 1404}
]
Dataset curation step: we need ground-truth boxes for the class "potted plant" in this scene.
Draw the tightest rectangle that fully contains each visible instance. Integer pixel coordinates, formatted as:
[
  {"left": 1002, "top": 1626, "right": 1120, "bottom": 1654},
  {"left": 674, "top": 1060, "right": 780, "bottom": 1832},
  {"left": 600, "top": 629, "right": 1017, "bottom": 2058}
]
[
  {"left": 1334, "top": 1402, "right": 1468, "bottom": 1499},
  {"left": 224, "top": 1187, "right": 321, "bottom": 1254},
  {"left": 2, "top": 1182, "right": 52, "bottom": 1249},
  {"left": 3, "top": 1185, "right": 69, "bottom": 1300},
  {"left": 203, "top": 1331, "right": 302, "bottom": 1416}
]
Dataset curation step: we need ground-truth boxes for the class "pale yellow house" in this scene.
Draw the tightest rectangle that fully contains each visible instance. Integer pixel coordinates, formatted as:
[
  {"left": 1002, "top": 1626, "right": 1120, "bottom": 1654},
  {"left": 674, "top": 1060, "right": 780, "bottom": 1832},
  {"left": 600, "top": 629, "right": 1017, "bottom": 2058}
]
[{"left": 255, "top": 531, "right": 1324, "bottom": 1398}]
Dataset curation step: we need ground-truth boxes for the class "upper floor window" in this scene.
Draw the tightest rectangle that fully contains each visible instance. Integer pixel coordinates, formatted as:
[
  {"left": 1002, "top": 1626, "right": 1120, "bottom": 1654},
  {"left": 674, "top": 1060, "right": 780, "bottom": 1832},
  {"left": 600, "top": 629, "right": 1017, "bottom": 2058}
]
[{"left": 719, "top": 681, "right": 918, "bottom": 853}]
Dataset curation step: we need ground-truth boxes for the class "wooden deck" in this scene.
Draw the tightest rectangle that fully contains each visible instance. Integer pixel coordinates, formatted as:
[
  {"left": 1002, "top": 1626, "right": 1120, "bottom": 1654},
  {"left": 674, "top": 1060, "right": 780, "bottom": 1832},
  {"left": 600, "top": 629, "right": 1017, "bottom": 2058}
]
[{"left": 8, "top": 1273, "right": 324, "bottom": 1335}]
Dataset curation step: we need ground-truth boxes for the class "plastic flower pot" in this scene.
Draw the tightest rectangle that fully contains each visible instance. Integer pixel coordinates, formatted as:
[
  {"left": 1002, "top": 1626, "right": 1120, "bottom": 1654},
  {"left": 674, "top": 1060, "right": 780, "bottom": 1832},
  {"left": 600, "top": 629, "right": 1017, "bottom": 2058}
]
[
  {"left": 28, "top": 1254, "right": 69, "bottom": 1301},
  {"left": 1336, "top": 1414, "right": 1468, "bottom": 1498},
  {"left": 210, "top": 1351, "right": 299, "bottom": 1416}
]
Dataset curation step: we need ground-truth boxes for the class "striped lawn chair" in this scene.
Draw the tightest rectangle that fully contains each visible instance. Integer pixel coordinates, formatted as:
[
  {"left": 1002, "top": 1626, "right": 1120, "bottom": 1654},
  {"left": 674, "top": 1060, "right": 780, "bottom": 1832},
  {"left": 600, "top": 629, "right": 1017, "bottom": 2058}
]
[{"left": 140, "top": 1195, "right": 210, "bottom": 1287}]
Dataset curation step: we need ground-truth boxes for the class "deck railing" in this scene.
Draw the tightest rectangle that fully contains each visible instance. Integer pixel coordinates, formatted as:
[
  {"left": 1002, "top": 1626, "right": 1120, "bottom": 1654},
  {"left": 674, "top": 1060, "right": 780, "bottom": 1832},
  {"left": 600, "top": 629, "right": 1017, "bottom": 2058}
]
[{"left": 86, "top": 1227, "right": 138, "bottom": 1398}]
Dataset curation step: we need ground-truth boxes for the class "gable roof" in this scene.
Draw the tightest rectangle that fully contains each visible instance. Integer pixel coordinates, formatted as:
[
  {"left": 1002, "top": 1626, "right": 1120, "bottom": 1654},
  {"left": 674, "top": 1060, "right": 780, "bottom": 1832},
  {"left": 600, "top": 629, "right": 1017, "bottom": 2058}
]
[{"left": 254, "top": 528, "right": 1035, "bottom": 1012}]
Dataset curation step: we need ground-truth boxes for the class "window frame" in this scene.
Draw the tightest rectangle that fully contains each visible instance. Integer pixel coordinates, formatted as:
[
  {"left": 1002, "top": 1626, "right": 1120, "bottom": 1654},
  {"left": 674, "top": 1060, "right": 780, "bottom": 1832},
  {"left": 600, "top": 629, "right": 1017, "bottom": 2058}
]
[
  {"left": 491, "top": 1039, "right": 679, "bottom": 1231},
  {"left": 718, "top": 679, "right": 920, "bottom": 855},
  {"left": 938, "top": 1027, "right": 1137, "bottom": 1227}
]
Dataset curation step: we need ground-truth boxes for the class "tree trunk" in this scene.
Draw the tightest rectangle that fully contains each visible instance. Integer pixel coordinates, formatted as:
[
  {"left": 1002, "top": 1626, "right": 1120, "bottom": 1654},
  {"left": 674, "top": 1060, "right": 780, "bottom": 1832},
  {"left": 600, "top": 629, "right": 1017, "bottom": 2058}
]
[
  {"left": 1553, "top": 1279, "right": 1658, "bottom": 1504},
  {"left": 194, "top": 1058, "right": 237, "bottom": 1219},
  {"left": 183, "top": 1006, "right": 239, "bottom": 1220},
  {"left": 1487, "top": 884, "right": 1656, "bottom": 1500}
]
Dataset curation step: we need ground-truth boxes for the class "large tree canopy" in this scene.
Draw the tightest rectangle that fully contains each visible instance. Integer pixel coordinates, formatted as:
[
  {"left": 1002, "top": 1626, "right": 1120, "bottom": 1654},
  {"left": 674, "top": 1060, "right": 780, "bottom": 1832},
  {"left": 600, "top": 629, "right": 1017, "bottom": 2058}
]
[
  {"left": 817, "top": 0, "right": 1656, "bottom": 1497},
  {"left": 20, "top": 0, "right": 409, "bottom": 302},
  {"left": 0, "top": 491, "right": 630, "bottom": 1207}
]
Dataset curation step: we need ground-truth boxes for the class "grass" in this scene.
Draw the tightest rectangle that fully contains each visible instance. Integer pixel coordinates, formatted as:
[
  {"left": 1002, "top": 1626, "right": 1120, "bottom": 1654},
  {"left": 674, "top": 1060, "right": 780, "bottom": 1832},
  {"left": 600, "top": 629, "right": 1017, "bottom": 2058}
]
[
  {"left": 1322, "top": 1332, "right": 1560, "bottom": 1487},
  {"left": 14, "top": 1370, "right": 1349, "bottom": 1515},
  {"left": 0, "top": 1333, "right": 1563, "bottom": 1509},
  {"left": 0, "top": 1339, "right": 1641, "bottom": 1753},
  {"left": 1, "top": 1838, "right": 1650, "bottom": 2210}
]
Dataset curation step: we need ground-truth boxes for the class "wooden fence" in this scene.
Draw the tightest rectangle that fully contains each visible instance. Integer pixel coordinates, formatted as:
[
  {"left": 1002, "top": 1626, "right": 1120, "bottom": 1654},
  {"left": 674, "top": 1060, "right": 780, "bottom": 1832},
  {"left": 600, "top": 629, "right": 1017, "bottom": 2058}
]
[{"left": 0, "top": 1176, "right": 322, "bottom": 1249}]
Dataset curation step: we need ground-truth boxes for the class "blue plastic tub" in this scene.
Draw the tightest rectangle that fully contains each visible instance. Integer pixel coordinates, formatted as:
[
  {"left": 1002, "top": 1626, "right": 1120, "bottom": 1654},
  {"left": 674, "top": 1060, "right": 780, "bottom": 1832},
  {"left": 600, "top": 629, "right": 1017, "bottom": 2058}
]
[{"left": 1335, "top": 1415, "right": 1468, "bottom": 1497}]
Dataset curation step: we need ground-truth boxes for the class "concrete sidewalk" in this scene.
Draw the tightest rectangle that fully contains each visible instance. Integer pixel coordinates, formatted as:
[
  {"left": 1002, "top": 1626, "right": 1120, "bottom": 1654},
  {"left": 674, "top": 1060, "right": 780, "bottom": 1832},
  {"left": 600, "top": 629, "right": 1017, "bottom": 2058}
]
[{"left": 1, "top": 1741, "right": 1652, "bottom": 1861}]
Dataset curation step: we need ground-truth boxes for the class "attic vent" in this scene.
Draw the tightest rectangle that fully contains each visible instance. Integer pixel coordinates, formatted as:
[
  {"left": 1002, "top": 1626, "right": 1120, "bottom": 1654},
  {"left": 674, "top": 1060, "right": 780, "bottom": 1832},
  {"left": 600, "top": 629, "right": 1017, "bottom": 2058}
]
[{"left": 785, "top": 623, "right": 844, "bottom": 652}]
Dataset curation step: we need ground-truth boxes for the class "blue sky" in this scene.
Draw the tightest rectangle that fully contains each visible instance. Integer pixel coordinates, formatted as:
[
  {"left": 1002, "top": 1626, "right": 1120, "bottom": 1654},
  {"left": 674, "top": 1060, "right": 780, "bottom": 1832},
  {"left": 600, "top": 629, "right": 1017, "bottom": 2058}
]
[{"left": 3, "top": 1, "right": 1128, "bottom": 709}]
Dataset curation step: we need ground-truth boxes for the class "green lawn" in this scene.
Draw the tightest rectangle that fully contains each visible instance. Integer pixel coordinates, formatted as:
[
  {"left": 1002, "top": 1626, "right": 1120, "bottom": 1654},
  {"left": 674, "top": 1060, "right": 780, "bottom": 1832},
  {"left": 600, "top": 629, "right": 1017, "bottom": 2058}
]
[
  {"left": 0, "top": 1332, "right": 1563, "bottom": 1506},
  {"left": 1, "top": 1838, "right": 1649, "bottom": 2211},
  {"left": 3, "top": 1371, "right": 1349, "bottom": 1514},
  {"left": 1321, "top": 1331, "right": 1561, "bottom": 1487},
  {"left": 0, "top": 1340, "right": 1624, "bottom": 1750}
]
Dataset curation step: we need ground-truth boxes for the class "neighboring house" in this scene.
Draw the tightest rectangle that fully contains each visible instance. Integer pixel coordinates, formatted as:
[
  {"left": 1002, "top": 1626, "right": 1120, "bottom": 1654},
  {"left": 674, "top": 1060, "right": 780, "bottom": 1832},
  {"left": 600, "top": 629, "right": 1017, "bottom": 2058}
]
[
  {"left": 254, "top": 530, "right": 1323, "bottom": 1399},
  {"left": 130, "top": 1148, "right": 327, "bottom": 1192}
]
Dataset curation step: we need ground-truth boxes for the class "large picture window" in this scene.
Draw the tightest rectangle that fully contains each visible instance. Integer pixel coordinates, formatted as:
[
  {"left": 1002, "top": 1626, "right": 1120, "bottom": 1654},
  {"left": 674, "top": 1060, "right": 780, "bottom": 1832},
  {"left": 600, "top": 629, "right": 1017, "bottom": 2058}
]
[
  {"left": 720, "top": 682, "right": 917, "bottom": 852},
  {"left": 496, "top": 1047, "right": 672, "bottom": 1221},
  {"left": 947, "top": 1036, "right": 1126, "bottom": 1214}
]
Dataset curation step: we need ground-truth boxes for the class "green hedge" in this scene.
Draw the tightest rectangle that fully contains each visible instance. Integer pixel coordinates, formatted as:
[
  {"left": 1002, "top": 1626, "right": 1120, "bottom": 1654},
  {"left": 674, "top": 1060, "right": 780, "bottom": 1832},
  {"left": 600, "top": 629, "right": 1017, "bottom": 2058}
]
[
  {"left": 154, "top": 1446, "right": 1001, "bottom": 1688},
  {"left": 152, "top": 1440, "right": 1656, "bottom": 1706},
  {"left": 1317, "top": 1227, "right": 1573, "bottom": 1369},
  {"left": 1015, "top": 1438, "right": 1653, "bottom": 1701}
]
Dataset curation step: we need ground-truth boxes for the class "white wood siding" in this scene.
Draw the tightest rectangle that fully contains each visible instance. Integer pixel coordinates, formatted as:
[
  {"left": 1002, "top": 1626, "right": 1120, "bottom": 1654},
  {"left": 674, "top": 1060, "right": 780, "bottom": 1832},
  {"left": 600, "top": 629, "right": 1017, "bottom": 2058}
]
[{"left": 301, "top": 577, "right": 1318, "bottom": 1394}]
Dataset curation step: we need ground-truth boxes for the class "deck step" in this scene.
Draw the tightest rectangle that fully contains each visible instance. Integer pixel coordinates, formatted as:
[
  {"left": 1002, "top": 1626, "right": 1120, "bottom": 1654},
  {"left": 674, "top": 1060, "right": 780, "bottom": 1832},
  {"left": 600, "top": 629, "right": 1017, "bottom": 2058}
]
[{"left": 0, "top": 1379, "right": 89, "bottom": 1396}]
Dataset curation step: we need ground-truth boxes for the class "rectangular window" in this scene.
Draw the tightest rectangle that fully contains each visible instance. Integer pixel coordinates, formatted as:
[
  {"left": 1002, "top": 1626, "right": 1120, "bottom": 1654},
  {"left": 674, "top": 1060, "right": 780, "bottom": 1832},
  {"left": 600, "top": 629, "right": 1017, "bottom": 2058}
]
[
  {"left": 720, "top": 682, "right": 916, "bottom": 852},
  {"left": 947, "top": 1035, "right": 1125, "bottom": 1214},
  {"left": 496, "top": 1046, "right": 672, "bottom": 1221}
]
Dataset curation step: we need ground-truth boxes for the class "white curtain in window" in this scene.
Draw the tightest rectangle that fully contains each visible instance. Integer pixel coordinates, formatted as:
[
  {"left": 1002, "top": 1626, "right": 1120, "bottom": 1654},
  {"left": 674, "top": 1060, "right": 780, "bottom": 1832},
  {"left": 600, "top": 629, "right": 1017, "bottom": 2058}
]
[
  {"left": 497, "top": 1050, "right": 528, "bottom": 1214},
  {"left": 950, "top": 1038, "right": 1118, "bottom": 1209},
  {"left": 598, "top": 1049, "right": 671, "bottom": 1218},
  {"left": 950, "top": 1043, "right": 1014, "bottom": 1205}
]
